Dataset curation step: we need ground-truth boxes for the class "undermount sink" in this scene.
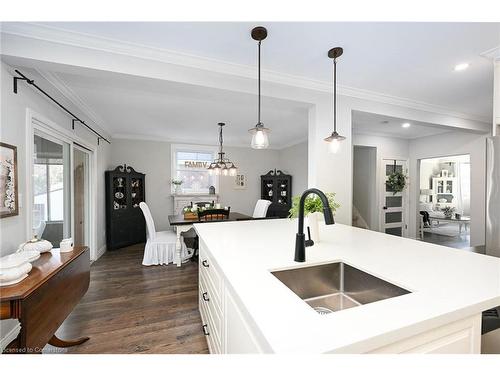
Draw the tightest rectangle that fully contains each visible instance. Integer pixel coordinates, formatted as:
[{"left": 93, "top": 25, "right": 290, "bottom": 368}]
[{"left": 271, "top": 262, "right": 411, "bottom": 314}]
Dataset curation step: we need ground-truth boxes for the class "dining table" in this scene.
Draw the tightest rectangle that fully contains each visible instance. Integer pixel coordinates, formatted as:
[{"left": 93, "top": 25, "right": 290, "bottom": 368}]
[{"left": 168, "top": 212, "right": 253, "bottom": 267}]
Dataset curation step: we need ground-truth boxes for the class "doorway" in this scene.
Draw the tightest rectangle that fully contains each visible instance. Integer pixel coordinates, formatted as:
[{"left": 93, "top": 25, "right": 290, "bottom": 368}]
[
  {"left": 352, "top": 146, "right": 377, "bottom": 230},
  {"left": 417, "top": 154, "right": 471, "bottom": 248}
]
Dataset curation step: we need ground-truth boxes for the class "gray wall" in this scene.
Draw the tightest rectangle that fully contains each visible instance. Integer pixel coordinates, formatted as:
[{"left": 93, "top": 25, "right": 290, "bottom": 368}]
[
  {"left": 110, "top": 139, "right": 308, "bottom": 230},
  {"left": 278, "top": 142, "right": 308, "bottom": 199},
  {"left": 0, "top": 62, "right": 111, "bottom": 347}
]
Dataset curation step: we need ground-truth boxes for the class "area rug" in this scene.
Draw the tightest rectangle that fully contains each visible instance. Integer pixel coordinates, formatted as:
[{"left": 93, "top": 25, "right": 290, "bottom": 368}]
[{"left": 423, "top": 223, "right": 469, "bottom": 237}]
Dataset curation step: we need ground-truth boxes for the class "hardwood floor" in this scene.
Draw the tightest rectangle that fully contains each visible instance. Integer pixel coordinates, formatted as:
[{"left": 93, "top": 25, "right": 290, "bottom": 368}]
[{"left": 44, "top": 243, "right": 208, "bottom": 354}]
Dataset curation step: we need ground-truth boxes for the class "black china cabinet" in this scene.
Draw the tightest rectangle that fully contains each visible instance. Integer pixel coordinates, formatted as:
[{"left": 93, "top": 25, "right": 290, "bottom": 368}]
[
  {"left": 261, "top": 169, "right": 292, "bottom": 218},
  {"left": 105, "top": 164, "right": 146, "bottom": 250}
]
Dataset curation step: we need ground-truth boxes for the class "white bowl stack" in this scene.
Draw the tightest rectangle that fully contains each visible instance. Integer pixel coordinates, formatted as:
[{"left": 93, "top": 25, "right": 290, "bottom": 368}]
[{"left": 0, "top": 253, "right": 33, "bottom": 286}]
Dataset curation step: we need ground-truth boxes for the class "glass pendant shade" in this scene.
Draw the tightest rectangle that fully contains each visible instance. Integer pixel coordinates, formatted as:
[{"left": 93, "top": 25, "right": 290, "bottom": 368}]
[
  {"left": 249, "top": 125, "right": 270, "bottom": 149},
  {"left": 222, "top": 166, "right": 229, "bottom": 176},
  {"left": 325, "top": 131, "right": 346, "bottom": 154},
  {"left": 229, "top": 165, "right": 237, "bottom": 176}
]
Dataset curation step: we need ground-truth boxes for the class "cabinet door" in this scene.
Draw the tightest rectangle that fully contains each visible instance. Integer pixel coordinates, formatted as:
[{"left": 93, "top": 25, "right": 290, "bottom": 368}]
[{"left": 224, "top": 291, "right": 264, "bottom": 354}]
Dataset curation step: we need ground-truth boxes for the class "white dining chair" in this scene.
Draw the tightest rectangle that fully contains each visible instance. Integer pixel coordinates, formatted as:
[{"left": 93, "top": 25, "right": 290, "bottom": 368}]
[
  {"left": 139, "top": 202, "right": 188, "bottom": 266},
  {"left": 252, "top": 199, "right": 272, "bottom": 218}
]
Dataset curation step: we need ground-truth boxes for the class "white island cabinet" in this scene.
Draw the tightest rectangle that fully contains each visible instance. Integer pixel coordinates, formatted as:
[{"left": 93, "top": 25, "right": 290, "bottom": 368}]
[{"left": 194, "top": 219, "right": 500, "bottom": 354}]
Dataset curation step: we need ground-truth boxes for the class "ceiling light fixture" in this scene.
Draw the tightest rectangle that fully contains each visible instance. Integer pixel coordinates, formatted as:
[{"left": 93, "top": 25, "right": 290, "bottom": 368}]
[
  {"left": 324, "top": 47, "right": 346, "bottom": 154},
  {"left": 454, "top": 63, "right": 469, "bottom": 72},
  {"left": 248, "top": 26, "right": 270, "bottom": 149},
  {"left": 207, "top": 122, "right": 238, "bottom": 177},
  {"left": 402, "top": 122, "right": 411, "bottom": 128}
]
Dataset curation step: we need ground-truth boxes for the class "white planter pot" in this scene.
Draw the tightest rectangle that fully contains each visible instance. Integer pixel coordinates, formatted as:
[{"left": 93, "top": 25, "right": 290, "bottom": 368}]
[{"left": 306, "top": 212, "right": 322, "bottom": 243}]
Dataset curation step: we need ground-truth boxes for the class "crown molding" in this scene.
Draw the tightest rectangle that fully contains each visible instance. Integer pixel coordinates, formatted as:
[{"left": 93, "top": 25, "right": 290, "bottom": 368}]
[
  {"left": 480, "top": 45, "right": 500, "bottom": 61},
  {"left": 34, "top": 68, "right": 111, "bottom": 135},
  {"left": 1, "top": 22, "right": 491, "bottom": 124},
  {"left": 111, "top": 133, "right": 293, "bottom": 150}
]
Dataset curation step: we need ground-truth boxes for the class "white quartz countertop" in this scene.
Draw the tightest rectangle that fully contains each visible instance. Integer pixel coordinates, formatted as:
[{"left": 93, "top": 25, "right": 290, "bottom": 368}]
[{"left": 194, "top": 219, "right": 500, "bottom": 353}]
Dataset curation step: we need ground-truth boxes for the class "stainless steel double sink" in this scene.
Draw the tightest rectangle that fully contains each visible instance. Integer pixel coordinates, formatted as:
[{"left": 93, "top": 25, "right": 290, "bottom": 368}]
[{"left": 271, "top": 262, "right": 411, "bottom": 314}]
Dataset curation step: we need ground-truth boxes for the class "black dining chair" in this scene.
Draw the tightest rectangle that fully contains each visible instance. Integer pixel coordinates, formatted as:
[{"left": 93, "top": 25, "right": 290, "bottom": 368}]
[{"left": 198, "top": 207, "right": 231, "bottom": 221}]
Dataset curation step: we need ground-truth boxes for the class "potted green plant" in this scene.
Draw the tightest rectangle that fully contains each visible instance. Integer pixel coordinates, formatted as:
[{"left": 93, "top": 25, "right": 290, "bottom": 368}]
[
  {"left": 171, "top": 179, "right": 183, "bottom": 194},
  {"left": 289, "top": 192, "right": 340, "bottom": 243}
]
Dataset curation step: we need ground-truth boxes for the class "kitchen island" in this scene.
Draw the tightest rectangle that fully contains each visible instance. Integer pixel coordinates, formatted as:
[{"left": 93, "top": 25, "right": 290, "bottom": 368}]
[{"left": 194, "top": 219, "right": 500, "bottom": 353}]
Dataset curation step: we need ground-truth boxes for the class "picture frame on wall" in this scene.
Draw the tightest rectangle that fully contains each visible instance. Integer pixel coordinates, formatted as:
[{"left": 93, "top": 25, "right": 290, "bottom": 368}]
[
  {"left": 0, "top": 142, "right": 19, "bottom": 218},
  {"left": 234, "top": 174, "right": 247, "bottom": 190}
]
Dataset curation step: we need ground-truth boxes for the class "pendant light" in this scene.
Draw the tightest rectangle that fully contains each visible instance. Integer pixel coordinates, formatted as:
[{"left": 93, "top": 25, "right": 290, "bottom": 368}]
[
  {"left": 324, "top": 47, "right": 346, "bottom": 154},
  {"left": 207, "top": 123, "right": 238, "bottom": 177},
  {"left": 248, "top": 26, "right": 270, "bottom": 149}
]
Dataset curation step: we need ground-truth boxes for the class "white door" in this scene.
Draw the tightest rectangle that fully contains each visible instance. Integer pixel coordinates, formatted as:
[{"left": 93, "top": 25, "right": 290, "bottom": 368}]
[{"left": 380, "top": 159, "right": 408, "bottom": 237}]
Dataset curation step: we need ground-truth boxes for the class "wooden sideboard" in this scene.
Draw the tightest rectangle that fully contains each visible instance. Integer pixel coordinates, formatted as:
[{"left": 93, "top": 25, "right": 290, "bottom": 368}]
[{"left": 1, "top": 247, "right": 90, "bottom": 353}]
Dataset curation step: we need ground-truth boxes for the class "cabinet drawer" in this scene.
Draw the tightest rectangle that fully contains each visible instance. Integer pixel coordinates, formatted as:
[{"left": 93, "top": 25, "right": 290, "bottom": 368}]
[
  {"left": 199, "top": 290, "right": 221, "bottom": 354},
  {"left": 199, "top": 271, "right": 222, "bottom": 338},
  {"left": 199, "top": 247, "right": 222, "bottom": 306}
]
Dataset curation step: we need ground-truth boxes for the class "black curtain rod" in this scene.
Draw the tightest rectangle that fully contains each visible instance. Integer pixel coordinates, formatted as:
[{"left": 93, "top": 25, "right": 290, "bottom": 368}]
[{"left": 13, "top": 69, "right": 111, "bottom": 145}]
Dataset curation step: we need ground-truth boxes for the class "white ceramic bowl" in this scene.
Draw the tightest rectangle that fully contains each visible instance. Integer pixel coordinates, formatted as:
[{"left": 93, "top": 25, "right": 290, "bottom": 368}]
[{"left": 0, "top": 261, "right": 32, "bottom": 285}]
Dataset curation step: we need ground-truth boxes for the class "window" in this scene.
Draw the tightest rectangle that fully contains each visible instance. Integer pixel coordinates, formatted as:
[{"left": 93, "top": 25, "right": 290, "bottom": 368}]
[
  {"left": 171, "top": 145, "right": 217, "bottom": 194},
  {"left": 32, "top": 133, "right": 71, "bottom": 244}
]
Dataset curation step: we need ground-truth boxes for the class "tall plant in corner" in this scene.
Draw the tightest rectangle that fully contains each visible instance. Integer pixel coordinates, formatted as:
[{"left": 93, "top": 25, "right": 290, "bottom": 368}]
[{"left": 289, "top": 192, "right": 340, "bottom": 243}]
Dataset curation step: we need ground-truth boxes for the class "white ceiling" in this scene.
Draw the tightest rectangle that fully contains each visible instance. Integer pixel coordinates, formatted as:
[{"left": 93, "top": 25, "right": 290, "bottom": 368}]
[
  {"left": 19, "top": 65, "right": 310, "bottom": 149},
  {"left": 351, "top": 111, "right": 485, "bottom": 139},
  {"left": 28, "top": 21, "right": 500, "bottom": 119}
]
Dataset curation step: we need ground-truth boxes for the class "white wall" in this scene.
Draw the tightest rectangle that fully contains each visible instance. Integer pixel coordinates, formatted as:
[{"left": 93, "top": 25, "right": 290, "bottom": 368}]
[
  {"left": 110, "top": 138, "right": 308, "bottom": 229},
  {"left": 0, "top": 62, "right": 112, "bottom": 348},
  {"left": 353, "top": 146, "right": 377, "bottom": 230},
  {"left": 278, "top": 141, "right": 308, "bottom": 198},
  {"left": 353, "top": 134, "right": 410, "bottom": 231},
  {"left": 409, "top": 132, "right": 488, "bottom": 246},
  {"left": 219, "top": 146, "right": 281, "bottom": 216}
]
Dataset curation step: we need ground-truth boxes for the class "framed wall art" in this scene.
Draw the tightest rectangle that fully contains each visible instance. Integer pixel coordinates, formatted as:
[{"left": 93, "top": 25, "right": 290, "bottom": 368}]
[
  {"left": 0, "top": 142, "right": 19, "bottom": 218},
  {"left": 234, "top": 174, "right": 247, "bottom": 190}
]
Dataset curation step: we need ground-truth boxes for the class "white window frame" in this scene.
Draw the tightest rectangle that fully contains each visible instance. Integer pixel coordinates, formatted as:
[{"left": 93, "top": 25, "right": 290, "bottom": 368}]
[
  {"left": 170, "top": 143, "right": 219, "bottom": 194},
  {"left": 25, "top": 108, "right": 98, "bottom": 260}
]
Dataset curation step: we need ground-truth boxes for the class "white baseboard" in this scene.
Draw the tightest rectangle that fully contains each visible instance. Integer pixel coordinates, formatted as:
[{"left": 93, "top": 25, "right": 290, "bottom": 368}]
[
  {"left": 0, "top": 321, "right": 21, "bottom": 352},
  {"left": 94, "top": 245, "right": 106, "bottom": 262}
]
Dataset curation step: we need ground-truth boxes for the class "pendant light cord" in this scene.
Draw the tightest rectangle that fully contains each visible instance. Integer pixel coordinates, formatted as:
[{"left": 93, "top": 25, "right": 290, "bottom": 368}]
[
  {"left": 258, "top": 40, "right": 261, "bottom": 126},
  {"left": 333, "top": 57, "right": 337, "bottom": 133}
]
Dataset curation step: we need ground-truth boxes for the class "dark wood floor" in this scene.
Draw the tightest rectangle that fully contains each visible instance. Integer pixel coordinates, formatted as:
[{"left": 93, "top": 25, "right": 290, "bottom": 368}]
[{"left": 44, "top": 243, "right": 208, "bottom": 354}]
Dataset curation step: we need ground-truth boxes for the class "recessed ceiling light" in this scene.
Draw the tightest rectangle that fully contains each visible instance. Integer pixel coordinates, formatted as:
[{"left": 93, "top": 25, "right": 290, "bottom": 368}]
[
  {"left": 402, "top": 123, "right": 411, "bottom": 128},
  {"left": 454, "top": 63, "right": 469, "bottom": 72}
]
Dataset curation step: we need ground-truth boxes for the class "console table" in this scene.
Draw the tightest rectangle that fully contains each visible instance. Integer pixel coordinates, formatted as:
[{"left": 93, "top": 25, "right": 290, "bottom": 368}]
[{"left": 1, "top": 247, "right": 90, "bottom": 353}]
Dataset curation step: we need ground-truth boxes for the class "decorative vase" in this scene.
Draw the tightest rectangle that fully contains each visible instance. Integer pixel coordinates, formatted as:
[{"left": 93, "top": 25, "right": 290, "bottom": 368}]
[
  {"left": 175, "top": 185, "right": 182, "bottom": 194},
  {"left": 306, "top": 211, "right": 322, "bottom": 243}
]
